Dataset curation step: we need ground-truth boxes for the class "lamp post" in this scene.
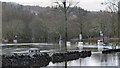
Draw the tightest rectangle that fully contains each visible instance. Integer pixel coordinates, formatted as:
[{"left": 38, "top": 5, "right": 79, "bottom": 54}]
[
  {"left": 55, "top": 0, "right": 79, "bottom": 50},
  {"left": 62, "top": 0, "right": 68, "bottom": 50},
  {"left": 61, "top": 1, "right": 68, "bottom": 68}
]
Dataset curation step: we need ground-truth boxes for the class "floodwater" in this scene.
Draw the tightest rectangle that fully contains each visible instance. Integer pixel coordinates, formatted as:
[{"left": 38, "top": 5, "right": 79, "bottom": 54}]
[
  {"left": 49, "top": 53, "right": 119, "bottom": 66},
  {"left": 2, "top": 44, "right": 120, "bottom": 67}
]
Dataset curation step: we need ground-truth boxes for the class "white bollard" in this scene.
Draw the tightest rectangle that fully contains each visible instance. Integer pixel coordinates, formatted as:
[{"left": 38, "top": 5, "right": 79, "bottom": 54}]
[
  {"left": 59, "top": 40, "right": 62, "bottom": 50},
  {"left": 67, "top": 41, "right": 71, "bottom": 47},
  {"left": 98, "top": 40, "right": 103, "bottom": 51},
  {"left": 78, "top": 42, "right": 83, "bottom": 50},
  {"left": 59, "top": 40, "right": 62, "bottom": 46},
  {"left": 13, "top": 40, "right": 17, "bottom": 43}
]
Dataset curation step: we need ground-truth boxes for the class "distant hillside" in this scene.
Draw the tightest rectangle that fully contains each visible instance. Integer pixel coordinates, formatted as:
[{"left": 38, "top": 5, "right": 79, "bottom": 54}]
[{"left": 2, "top": 2, "right": 118, "bottom": 43}]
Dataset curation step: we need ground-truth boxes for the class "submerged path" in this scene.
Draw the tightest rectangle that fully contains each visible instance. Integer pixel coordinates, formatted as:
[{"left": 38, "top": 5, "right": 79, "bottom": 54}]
[
  {"left": 1, "top": 43, "right": 120, "bottom": 49},
  {"left": 0, "top": 43, "right": 54, "bottom": 46}
]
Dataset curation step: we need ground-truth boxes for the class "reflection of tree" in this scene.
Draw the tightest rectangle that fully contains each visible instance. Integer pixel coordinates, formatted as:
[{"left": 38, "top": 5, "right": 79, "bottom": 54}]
[
  {"left": 65, "top": 61, "right": 67, "bottom": 68},
  {"left": 101, "top": 54, "right": 108, "bottom": 66}
]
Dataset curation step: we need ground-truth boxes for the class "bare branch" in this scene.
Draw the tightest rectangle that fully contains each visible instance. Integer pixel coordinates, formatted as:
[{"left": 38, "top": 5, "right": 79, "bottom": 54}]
[
  {"left": 67, "top": 1, "right": 79, "bottom": 10},
  {"left": 101, "top": 0, "right": 119, "bottom": 12},
  {"left": 108, "top": 5, "right": 114, "bottom": 12},
  {"left": 54, "top": 0, "right": 64, "bottom": 11},
  {"left": 54, "top": 0, "right": 79, "bottom": 11}
]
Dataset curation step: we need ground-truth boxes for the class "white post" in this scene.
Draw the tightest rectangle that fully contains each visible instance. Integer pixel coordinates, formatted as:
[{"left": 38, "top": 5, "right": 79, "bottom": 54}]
[
  {"left": 79, "top": 34, "right": 82, "bottom": 41},
  {"left": 59, "top": 36, "right": 62, "bottom": 44},
  {"left": 78, "top": 42, "right": 83, "bottom": 50},
  {"left": 67, "top": 41, "right": 71, "bottom": 47},
  {"left": 13, "top": 40, "right": 17, "bottom": 43},
  {"left": 78, "top": 34, "right": 83, "bottom": 50},
  {"left": 59, "top": 35, "right": 62, "bottom": 49},
  {"left": 98, "top": 31, "right": 104, "bottom": 51},
  {"left": 98, "top": 40, "right": 103, "bottom": 51}
]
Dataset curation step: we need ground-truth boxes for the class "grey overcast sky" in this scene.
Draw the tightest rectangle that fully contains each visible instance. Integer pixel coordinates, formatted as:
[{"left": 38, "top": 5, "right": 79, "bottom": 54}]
[{"left": 1, "top": 0, "right": 107, "bottom": 11}]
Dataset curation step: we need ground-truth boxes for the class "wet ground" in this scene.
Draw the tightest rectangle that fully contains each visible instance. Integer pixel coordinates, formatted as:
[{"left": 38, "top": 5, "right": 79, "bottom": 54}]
[{"left": 1, "top": 44, "right": 120, "bottom": 67}]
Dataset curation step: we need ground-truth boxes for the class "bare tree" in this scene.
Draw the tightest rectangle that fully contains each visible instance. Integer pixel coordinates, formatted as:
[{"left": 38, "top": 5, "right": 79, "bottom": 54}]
[
  {"left": 52, "top": 0, "right": 79, "bottom": 49},
  {"left": 101, "top": 0, "right": 119, "bottom": 12},
  {"left": 118, "top": 1, "right": 120, "bottom": 45},
  {"left": 102, "top": 0, "right": 120, "bottom": 45}
]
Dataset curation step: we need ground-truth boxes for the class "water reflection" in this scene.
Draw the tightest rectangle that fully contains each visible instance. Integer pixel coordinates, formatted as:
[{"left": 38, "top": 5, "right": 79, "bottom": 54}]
[
  {"left": 2, "top": 44, "right": 120, "bottom": 68},
  {"left": 48, "top": 53, "right": 119, "bottom": 66},
  {"left": 2, "top": 53, "right": 119, "bottom": 68}
]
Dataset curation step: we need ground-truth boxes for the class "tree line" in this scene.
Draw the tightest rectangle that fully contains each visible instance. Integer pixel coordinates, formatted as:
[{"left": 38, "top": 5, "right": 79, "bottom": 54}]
[{"left": 2, "top": 2, "right": 119, "bottom": 43}]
